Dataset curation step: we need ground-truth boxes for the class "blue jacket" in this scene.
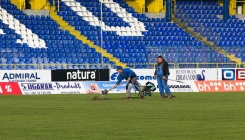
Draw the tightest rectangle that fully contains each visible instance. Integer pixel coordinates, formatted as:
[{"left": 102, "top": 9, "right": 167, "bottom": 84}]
[{"left": 116, "top": 68, "right": 137, "bottom": 85}]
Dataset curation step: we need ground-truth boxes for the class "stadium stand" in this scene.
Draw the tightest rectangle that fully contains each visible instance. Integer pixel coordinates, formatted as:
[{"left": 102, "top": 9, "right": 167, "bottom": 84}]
[
  {"left": 0, "top": 0, "right": 240, "bottom": 70},
  {"left": 175, "top": 0, "right": 245, "bottom": 62},
  {"left": 0, "top": 0, "right": 111, "bottom": 70}
]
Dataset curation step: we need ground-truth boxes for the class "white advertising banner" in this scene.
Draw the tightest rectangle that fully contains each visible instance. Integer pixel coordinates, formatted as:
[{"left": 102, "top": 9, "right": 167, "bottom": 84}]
[
  {"left": 0, "top": 70, "right": 51, "bottom": 82},
  {"left": 110, "top": 68, "right": 219, "bottom": 92},
  {"left": 19, "top": 82, "right": 85, "bottom": 95}
]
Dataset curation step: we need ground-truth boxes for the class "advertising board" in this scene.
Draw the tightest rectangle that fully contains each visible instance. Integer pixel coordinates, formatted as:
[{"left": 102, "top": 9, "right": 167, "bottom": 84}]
[
  {"left": 51, "top": 69, "right": 110, "bottom": 81},
  {"left": 0, "top": 70, "right": 51, "bottom": 82}
]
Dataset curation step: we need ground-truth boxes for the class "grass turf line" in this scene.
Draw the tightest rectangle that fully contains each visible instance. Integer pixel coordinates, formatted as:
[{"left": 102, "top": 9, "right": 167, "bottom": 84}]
[{"left": 0, "top": 92, "right": 245, "bottom": 140}]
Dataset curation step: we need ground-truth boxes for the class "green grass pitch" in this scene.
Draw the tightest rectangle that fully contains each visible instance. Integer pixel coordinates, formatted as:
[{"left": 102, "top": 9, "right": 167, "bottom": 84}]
[{"left": 1, "top": 92, "right": 245, "bottom": 140}]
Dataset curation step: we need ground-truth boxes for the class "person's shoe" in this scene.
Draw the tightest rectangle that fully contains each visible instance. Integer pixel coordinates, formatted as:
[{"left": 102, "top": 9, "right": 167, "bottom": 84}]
[
  {"left": 125, "top": 97, "right": 132, "bottom": 100},
  {"left": 167, "top": 94, "right": 173, "bottom": 99},
  {"left": 161, "top": 95, "right": 166, "bottom": 98},
  {"left": 140, "top": 96, "right": 145, "bottom": 99}
]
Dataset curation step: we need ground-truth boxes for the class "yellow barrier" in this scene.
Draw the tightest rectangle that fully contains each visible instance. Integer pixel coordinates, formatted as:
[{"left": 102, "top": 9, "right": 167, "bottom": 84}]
[{"left": 1, "top": 63, "right": 242, "bottom": 70}]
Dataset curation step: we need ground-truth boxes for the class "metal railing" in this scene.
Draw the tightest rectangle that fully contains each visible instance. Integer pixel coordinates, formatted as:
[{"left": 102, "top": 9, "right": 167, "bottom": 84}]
[{"left": 0, "top": 63, "right": 243, "bottom": 70}]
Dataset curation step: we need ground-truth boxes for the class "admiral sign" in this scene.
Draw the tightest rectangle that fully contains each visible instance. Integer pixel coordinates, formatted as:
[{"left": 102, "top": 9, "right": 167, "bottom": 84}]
[{"left": 0, "top": 70, "right": 51, "bottom": 82}]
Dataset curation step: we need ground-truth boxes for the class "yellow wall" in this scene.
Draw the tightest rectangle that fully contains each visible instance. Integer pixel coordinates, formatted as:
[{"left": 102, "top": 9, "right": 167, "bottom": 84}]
[
  {"left": 29, "top": 0, "right": 47, "bottom": 11},
  {"left": 124, "top": 0, "right": 145, "bottom": 13},
  {"left": 218, "top": 0, "right": 223, "bottom": 6},
  {"left": 218, "top": 0, "right": 236, "bottom": 15},
  {"left": 243, "top": 3, "right": 245, "bottom": 14},
  {"left": 229, "top": 0, "right": 236, "bottom": 15},
  {"left": 145, "top": 0, "right": 163, "bottom": 13}
]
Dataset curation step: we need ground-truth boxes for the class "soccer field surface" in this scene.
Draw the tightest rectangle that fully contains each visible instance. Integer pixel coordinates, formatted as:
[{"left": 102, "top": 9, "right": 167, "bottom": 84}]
[{"left": 1, "top": 93, "right": 245, "bottom": 140}]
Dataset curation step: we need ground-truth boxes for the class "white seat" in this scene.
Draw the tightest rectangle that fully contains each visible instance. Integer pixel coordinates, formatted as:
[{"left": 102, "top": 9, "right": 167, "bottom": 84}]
[
  {"left": 77, "top": 12, "right": 82, "bottom": 16},
  {"left": 20, "top": 30, "right": 27, "bottom": 35},
  {"left": 117, "top": 13, "right": 122, "bottom": 17},
  {"left": 115, "top": 8, "right": 120, "bottom": 13},
  {"left": 22, "top": 39, "right": 27, "bottom": 44},
  {"left": 126, "top": 27, "right": 131, "bottom": 31},
  {"left": 127, "top": 31, "right": 132, "bottom": 36},
  {"left": 76, "top": 6, "right": 81, "bottom": 11},
  {"left": 140, "top": 26, "right": 146, "bottom": 31},
  {"left": 114, "top": 3, "right": 120, "bottom": 8},
  {"left": 20, "top": 24, "right": 26, "bottom": 29},
  {"left": 105, "top": 3, "right": 110, "bottom": 7},
  {"left": 94, "top": 21, "right": 100, "bottom": 26},
  {"left": 127, "top": 17, "right": 133, "bottom": 22},
  {"left": 27, "top": 36, "right": 33, "bottom": 41},
  {"left": 88, "top": 17, "right": 93, "bottom": 21},
  {"left": 130, "top": 27, "right": 136, "bottom": 31},
  {"left": 33, "top": 34, "right": 39, "bottom": 40},
  {"left": 122, "top": 17, "right": 128, "bottom": 22},
  {"left": 0, "top": 29, "right": 5, "bottom": 34},
  {"left": 105, "top": 26, "right": 111, "bottom": 31},
  {"left": 120, "top": 27, "right": 126, "bottom": 31},
  {"left": 15, "top": 29, "right": 21, "bottom": 34},
  {"left": 1, "top": 10, "right": 7, "bottom": 15},
  {"left": 134, "top": 22, "right": 139, "bottom": 27},
  {"left": 110, "top": 7, "right": 116, "bottom": 12},
  {"left": 90, "top": 21, "right": 95, "bottom": 26},
  {"left": 104, "top": 0, "right": 108, "bottom": 3},
  {"left": 121, "top": 13, "right": 126, "bottom": 17},
  {"left": 71, "top": 7, "right": 77, "bottom": 11},
  {"left": 117, "top": 31, "right": 123, "bottom": 36},
  {"left": 39, "top": 40, "right": 46, "bottom": 47},
  {"left": 93, "top": 17, "right": 99, "bottom": 22},
  {"left": 129, "top": 23, "right": 134, "bottom": 26},
  {"left": 121, "top": 8, "right": 126, "bottom": 12},
  {"left": 9, "top": 25, "right": 15, "bottom": 29},
  {"left": 139, "top": 22, "right": 144, "bottom": 27},
  {"left": 82, "top": 12, "right": 88, "bottom": 16},
  {"left": 70, "top": 2, "right": 76, "bottom": 6},
  {"left": 75, "top": 2, "right": 80, "bottom": 6},
  {"left": 110, "top": 3, "right": 115, "bottom": 7},
  {"left": 2, "top": 19, "right": 8, "bottom": 24},
  {"left": 14, "top": 20, "right": 20, "bottom": 24},
  {"left": 126, "top": 13, "right": 132, "bottom": 17},
  {"left": 83, "top": 17, "right": 89, "bottom": 21},
  {"left": 87, "top": 12, "right": 92, "bottom": 16},
  {"left": 27, "top": 29, "right": 32, "bottom": 34},
  {"left": 8, "top": 15, "right": 14, "bottom": 19},
  {"left": 133, "top": 18, "right": 138, "bottom": 22},
  {"left": 65, "top": 2, "right": 71, "bottom": 6},
  {"left": 101, "top": 26, "right": 106, "bottom": 30},
  {"left": 110, "top": 26, "right": 116, "bottom": 31},
  {"left": 136, "top": 31, "right": 143, "bottom": 36},
  {"left": 34, "top": 41, "right": 40, "bottom": 47},
  {"left": 92, "top": 17, "right": 98, "bottom": 22},
  {"left": 108, "top": 0, "right": 113, "bottom": 3},
  {"left": 116, "top": 26, "right": 121, "bottom": 31},
  {"left": 9, "top": 20, "right": 14, "bottom": 25},
  {"left": 121, "top": 31, "right": 127, "bottom": 36},
  {"left": 135, "top": 26, "right": 141, "bottom": 30},
  {"left": 81, "top": 7, "right": 86, "bottom": 11}
]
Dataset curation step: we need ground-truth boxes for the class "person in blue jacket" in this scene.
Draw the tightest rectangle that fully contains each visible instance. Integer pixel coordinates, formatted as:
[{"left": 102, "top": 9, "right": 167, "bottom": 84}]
[
  {"left": 113, "top": 66, "right": 144, "bottom": 100},
  {"left": 154, "top": 56, "right": 172, "bottom": 98}
]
